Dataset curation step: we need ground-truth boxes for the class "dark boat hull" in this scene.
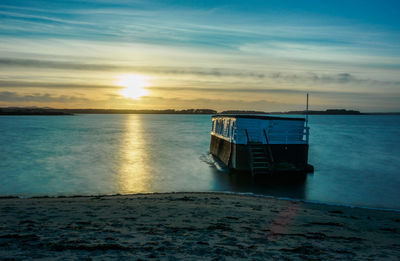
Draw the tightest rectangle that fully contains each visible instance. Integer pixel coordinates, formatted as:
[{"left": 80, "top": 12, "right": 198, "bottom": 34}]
[{"left": 210, "top": 134, "right": 309, "bottom": 174}]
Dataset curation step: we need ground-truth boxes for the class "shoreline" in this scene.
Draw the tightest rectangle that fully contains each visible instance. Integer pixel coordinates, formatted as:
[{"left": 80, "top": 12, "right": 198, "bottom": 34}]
[
  {"left": 1, "top": 191, "right": 399, "bottom": 213},
  {"left": 1, "top": 192, "right": 399, "bottom": 259}
]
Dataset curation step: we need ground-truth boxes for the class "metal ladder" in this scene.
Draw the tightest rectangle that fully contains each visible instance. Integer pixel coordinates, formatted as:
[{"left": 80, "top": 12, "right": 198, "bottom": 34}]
[
  {"left": 248, "top": 142, "right": 272, "bottom": 175},
  {"left": 245, "top": 129, "right": 275, "bottom": 176}
]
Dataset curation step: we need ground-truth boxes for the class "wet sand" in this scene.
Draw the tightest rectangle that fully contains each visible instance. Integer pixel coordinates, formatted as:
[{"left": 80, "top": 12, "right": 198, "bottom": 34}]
[{"left": 0, "top": 192, "right": 399, "bottom": 260}]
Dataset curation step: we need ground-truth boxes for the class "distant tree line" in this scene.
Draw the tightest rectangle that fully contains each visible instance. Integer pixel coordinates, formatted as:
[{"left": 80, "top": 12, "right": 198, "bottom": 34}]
[
  {"left": 64, "top": 108, "right": 217, "bottom": 114},
  {"left": 0, "top": 107, "right": 73, "bottom": 115},
  {"left": 219, "top": 109, "right": 363, "bottom": 115},
  {"left": 1, "top": 107, "right": 398, "bottom": 116},
  {"left": 0, "top": 107, "right": 217, "bottom": 115},
  {"left": 284, "top": 109, "right": 362, "bottom": 115}
]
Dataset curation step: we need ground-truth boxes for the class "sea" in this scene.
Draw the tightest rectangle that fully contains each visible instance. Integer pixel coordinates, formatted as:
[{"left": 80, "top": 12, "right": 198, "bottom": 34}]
[{"left": 1, "top": 114, "right": 399, "bottom": 210}]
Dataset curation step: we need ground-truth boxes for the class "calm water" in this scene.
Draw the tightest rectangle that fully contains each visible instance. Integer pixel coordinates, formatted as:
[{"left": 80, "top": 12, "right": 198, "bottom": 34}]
[{"left": 1, "top": 114, "right": 400, "bottom": 210}]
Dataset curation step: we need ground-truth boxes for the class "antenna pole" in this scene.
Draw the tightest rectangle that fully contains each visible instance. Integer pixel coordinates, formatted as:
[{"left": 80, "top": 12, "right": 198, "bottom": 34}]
[{"left": 306, "top": 93, "right": 309, "bottom": 128}]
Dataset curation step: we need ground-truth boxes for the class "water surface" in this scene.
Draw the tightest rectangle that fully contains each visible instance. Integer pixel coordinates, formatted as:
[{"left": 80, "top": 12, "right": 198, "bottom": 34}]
[{"left": 1, "top": 114, "right": 399, "bottom": 210}]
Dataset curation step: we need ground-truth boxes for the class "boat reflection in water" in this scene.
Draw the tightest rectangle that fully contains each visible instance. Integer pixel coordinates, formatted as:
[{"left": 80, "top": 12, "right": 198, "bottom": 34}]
[{"left": 209, "top": 153, "right": 307, "bottom": 199}]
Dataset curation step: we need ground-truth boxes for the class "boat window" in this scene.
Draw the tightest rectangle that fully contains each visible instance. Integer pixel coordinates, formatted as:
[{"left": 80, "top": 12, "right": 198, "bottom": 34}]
[
  {"left": 224, "top": 119, "right": 229, "bottom": 137},
  {"left": 223, "top": 120, "right": 226, "bottom": 137},
  {"left": 227, "top": 120, "right": 231, "bottom": 137},
  {"left": 214, "top": 118, "right": 235, "bottom": 137},
  {"left": 217, "top": 119, "right": 222, "bottom": 134}
]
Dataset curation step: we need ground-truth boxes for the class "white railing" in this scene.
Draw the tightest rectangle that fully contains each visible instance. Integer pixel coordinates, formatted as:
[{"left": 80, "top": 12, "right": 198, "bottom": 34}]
[
  {"left": 236, "top": 126, "right": 309, "bottom": 145},
  {"left": 267, "top": 128, "right": 309, "bottom": 144},
  {"left": 214, "top": 125, "right": 310, "bottom": 145}
]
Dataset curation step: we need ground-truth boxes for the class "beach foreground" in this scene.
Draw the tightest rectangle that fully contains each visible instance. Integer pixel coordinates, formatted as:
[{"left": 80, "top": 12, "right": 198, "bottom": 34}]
[{"left": 0, "top": 192, "right": 399, "bottom": 260}]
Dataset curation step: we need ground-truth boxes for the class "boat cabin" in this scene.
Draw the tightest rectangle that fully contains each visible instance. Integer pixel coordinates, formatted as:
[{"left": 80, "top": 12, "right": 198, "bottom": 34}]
[{"left": 210, "top": 115, "right": 309, "bottom": 175}]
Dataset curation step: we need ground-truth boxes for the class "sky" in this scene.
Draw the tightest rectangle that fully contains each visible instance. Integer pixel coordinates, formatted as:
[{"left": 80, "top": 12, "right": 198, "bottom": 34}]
[{"left": 0, "top": 0, "right": 399, "bottom": 112}]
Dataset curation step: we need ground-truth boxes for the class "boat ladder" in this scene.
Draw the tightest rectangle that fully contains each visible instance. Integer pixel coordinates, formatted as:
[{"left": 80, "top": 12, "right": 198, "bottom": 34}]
[{"left": 248, "top": 142, "right": 272, "bottom": 176}]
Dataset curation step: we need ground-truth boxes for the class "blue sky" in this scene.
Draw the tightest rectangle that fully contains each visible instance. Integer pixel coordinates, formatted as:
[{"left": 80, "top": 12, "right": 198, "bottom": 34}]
[{"left": 0, "top": 0, "right": 399, "bottom": 111}]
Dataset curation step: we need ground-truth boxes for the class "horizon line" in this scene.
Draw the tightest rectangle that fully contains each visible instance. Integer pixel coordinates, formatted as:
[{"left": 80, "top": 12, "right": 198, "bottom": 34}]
[{"left": 1, "top": 106, "right": 400, "bottom": 114}]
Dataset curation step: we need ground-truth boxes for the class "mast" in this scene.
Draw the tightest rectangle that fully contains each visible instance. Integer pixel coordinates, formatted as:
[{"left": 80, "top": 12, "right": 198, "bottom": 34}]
[
  {"left": 305, "top": 93, "right": 309, "bottom": 128},
  {"left": 305, "top": 93, "right": 310, "bottom": 144}
]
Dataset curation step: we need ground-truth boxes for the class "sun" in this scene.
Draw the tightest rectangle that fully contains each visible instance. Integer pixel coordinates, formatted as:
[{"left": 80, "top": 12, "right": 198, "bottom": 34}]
[{"left": 117, "top": 74, "right": 150, "bottom": 99}]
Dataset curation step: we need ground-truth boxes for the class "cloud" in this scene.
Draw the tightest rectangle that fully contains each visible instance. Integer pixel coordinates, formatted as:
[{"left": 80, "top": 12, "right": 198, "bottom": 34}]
[
  {"left": 0, "top": 90, "right": 291, "bottom": 111},
  {"left": 2, "top": 89, "right": 399, "bottom": 112},
  {"left": 1, "top": 79, "right": 398, "bottom": 99},
  {"left": 148, "top": 86, "right": 308, "bottom": 94},
  {"left": 0, "top": 80, "right": 116, "bottom": 89},
  {"left": 0, "top": 58, "right": 118, "bottom": 71},
  {"left": 0, "top": 91, "right": 90, "bottom": 103},
  {"left": 137, "top": 95, "right": 296, "bottom": 111},
  {"left": 141, "top": 92, "right": 400, "bottom": 112},
  {"left": 0, "top": 58, "right": 266, "bottom": 78},
  {"left": 147, "top": 86, "right": 400, "bottom": 101},
  {"left": 0, "top": 10, "right": 93, "bottom": 26},
  {"left": 1, "top": 58, "right": 399, "bottom": 87}
]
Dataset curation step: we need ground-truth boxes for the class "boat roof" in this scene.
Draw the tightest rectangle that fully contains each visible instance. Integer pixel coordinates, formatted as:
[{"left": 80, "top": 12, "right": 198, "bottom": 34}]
[{"left": 212, "top": 114, "right": 305, "bottom": 121}]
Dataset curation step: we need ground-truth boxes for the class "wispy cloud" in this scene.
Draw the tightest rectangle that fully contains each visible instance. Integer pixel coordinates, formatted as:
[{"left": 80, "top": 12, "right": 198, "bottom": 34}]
[
  {"left": 2, "top": 79, "right": 399, "bottom": 102},
  {"left": 0, "top": 10, "right": 93, "bottom": 25},
  {"left": 0, "top": 80, "right": 115, "bottom": 89},
  {"left": 0, "top": 91, "right": 90, "bottom": 103},
  {"left": 2, "top": 89, "right": 399, "bottom": 112},
  {"left": 1, "top": 58, "right": 399, "bottom": 88}
]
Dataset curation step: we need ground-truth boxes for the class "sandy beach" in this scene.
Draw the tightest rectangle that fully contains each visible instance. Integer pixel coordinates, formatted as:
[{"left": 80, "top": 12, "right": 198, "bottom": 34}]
[{"left": 0, "top": 192, "right": 399, "bottom": 260}]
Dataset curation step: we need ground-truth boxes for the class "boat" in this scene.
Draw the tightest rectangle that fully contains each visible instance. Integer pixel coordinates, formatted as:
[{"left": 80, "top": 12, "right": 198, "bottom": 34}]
[{"left": 209, "top": 114, "right": 310, "bottom": 176}]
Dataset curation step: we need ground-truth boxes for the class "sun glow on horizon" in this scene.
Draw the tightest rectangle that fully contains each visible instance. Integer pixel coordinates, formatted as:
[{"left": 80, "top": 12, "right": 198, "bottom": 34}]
[{"left": 117, "top": 74, "right": 151, "bottom": 99}]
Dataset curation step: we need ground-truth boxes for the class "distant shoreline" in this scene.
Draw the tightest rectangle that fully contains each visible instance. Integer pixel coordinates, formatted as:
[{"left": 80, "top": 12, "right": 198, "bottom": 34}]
[{"left": 1, "top": 107, "right": 399, "bottom": 115}]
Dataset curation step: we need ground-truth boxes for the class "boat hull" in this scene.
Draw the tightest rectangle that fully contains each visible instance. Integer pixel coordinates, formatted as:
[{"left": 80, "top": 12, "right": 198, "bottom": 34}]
[{"left": 210, "top": 134, "right": 309, "bottom": 174}]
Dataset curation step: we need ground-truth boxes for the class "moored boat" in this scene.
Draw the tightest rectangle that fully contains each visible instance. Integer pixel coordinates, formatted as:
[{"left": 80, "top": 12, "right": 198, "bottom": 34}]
[{"left": 209, "top": 114, "right": 310, "bottom": 176}]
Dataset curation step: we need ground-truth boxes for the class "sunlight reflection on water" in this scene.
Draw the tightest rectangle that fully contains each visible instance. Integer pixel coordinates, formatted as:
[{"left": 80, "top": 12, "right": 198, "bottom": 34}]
[{"left": 118, "top": 115, "right": 150, "bottom": 193}]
